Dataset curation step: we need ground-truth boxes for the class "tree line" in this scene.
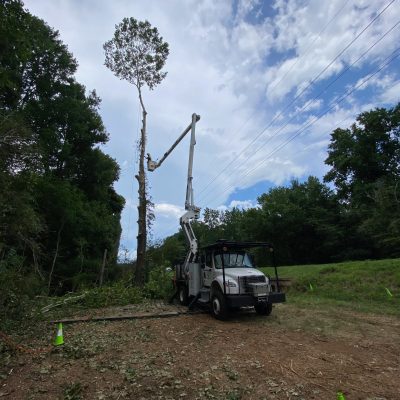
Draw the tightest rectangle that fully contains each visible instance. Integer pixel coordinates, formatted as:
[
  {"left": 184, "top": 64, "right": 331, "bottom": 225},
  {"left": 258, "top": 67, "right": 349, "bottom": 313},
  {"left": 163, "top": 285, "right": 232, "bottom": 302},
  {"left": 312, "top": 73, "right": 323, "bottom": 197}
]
[
  {"left": 147, "top": 103, "right": 400, "bottom": 268},
  {"left": 0, "top": 0, "right": 124, "bottom": 294}
]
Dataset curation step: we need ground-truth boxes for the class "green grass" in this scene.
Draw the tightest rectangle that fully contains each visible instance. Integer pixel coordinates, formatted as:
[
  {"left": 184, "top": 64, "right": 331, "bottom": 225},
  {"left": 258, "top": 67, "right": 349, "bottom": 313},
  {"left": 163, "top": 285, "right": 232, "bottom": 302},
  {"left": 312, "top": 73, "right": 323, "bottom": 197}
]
[{"left": 260, "top": 258, "right": 400, "bottom": 315}]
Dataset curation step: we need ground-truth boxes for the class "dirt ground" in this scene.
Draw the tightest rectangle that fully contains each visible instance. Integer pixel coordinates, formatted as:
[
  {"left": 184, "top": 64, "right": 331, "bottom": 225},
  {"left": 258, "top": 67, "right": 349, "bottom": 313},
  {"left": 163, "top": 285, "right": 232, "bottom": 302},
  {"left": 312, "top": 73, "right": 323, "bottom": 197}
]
[{"left": 1, "top": 302, "right": 399, "bottom": 400}]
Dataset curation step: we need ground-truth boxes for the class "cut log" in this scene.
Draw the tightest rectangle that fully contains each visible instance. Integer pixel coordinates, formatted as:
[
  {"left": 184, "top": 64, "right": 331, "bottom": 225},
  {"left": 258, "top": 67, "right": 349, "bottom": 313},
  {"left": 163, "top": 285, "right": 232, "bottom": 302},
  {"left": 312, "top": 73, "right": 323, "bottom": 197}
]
[{"left": 51, "top": 310, "right": 183, "bottom": 324}]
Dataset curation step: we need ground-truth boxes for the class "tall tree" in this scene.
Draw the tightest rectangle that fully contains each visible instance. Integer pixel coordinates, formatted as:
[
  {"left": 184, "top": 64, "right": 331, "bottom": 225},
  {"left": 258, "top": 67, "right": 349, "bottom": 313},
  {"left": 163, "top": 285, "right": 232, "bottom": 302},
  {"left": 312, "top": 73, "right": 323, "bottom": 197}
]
[
  {"left": 324, "top": 104, "right": 400, "bottom": 204},
  {"left": 103, "top": 18, "right": 169, "bottom": 285},
  {"left": 324, "top": 104, "right": 400, "bottom": 257}
]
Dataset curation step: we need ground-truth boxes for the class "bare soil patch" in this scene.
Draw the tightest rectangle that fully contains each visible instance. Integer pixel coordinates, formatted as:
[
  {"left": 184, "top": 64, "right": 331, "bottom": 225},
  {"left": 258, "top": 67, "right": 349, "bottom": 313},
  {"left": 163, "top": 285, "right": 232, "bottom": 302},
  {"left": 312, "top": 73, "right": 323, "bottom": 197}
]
[{"left": 1, "top": 302, "right": 399, "bottom": 399}]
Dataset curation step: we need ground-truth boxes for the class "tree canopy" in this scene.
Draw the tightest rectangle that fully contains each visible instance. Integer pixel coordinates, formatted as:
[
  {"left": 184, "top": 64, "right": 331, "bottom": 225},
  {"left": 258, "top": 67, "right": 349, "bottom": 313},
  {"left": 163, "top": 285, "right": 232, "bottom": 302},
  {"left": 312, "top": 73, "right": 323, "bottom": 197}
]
[
  {"left": 103, "top": 18, "right": 169, "bottom": 90},
  {"left": 325, "top": 104, "right": 400, "bottom": 204},
  {"left": 0, "top": 0, "right": 124, "bottom": 293}
]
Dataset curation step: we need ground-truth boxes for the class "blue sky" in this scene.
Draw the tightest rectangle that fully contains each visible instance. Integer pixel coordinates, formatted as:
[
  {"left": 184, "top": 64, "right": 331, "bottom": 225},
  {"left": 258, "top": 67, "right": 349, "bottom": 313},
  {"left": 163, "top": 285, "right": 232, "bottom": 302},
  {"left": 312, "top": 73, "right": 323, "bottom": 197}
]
[{"left": 24, "top": 0, "right": 400, "bottom": 258}]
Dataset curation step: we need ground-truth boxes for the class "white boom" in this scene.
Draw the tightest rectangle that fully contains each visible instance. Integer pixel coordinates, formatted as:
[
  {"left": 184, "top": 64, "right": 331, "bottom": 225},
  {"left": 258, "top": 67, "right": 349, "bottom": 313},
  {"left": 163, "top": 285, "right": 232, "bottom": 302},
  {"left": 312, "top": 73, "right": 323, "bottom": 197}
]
[{"left": 147, "top": 113, "right": 201, "bottom": 266}]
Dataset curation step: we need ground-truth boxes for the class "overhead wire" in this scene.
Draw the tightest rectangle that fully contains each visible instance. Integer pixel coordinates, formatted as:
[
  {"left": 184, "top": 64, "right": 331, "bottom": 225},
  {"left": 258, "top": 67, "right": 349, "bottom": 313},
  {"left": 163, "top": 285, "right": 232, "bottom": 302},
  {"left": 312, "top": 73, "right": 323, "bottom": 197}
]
[
  {"left": 265, "top": 0, "right": 351, "bottom": 101},
  {"left": 196, "top": 0, "right": 396, "bottom": 202},
  {"left": 201, "top": 46, "right": 400, "bottom": 209},
  {"left": 159, "top": 37, "right": 400, "bottom": 241},
  {"left": 158, "top": 117, "right": 355, "bottom": 241},
  {"left": 196, "top": 0, "right": 351, "bottom": 183},
  {"left": 197, "top": 17, "right": 400, "bottom": 207},
  {"left": 197, "top": 113, "right": 355, "bottom": 213}
]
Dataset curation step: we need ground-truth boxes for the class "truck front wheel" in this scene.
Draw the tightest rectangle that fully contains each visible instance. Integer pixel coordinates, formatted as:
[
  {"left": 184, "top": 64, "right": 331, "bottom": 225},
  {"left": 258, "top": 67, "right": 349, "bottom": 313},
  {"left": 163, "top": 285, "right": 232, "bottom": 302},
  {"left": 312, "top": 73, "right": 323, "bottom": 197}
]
[
  {"left": 211, "top": 290, "right": 228, "bottom": 320},
  {"left": 178, "top": 285, "right": 189, "bottom": 306},
  {"left": 255, "top": 302, "right": 273, "bottom": 316}
]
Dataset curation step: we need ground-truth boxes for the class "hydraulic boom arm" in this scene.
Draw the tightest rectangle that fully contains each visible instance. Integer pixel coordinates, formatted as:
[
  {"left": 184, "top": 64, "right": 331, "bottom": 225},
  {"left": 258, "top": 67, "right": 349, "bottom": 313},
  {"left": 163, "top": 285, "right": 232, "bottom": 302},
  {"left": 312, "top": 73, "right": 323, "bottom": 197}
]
[{"left": 147, "top": 113, "right": 201, "bottom": 264}]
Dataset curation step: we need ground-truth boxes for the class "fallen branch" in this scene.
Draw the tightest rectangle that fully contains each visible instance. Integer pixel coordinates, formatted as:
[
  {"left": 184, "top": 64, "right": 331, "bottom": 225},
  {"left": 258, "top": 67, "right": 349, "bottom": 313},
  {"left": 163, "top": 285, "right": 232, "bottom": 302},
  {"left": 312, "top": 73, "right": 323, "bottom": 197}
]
[
  {"left": 286, "top": 360, "right": 330, "bottom": 390},
  {"left": 289, "top": 359, "right": 296, "bottom": 375},
  {"left": 0, "top": 331, "right": 52, "bottom": 355},
  {"left": 41, "top": 293, "right": 87, "bottom": 313},
  {"left": 51, "top": 309, "right": 205, "bottom": 324}
]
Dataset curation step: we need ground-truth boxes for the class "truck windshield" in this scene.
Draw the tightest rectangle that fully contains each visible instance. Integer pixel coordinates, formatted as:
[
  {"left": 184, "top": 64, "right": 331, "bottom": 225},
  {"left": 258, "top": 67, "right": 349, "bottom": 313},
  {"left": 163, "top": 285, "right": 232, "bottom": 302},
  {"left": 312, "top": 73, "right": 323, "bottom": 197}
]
[{"left": 214, "top": 252, "right": 254, "bottom": 269}]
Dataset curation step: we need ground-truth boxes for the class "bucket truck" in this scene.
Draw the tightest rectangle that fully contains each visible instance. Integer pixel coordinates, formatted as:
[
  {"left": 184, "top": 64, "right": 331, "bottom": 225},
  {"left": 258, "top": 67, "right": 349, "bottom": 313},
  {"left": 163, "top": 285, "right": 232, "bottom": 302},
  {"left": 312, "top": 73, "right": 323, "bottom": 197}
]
[{"left": 147, "top": 114, "right": 285, "bottom": 320}]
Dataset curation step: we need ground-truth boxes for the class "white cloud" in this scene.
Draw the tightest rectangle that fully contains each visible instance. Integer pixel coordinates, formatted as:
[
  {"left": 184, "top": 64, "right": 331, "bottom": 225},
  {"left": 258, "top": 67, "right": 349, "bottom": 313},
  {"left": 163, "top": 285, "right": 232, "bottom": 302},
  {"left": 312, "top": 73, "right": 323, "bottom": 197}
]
[
  {"left": 124, "top": 198, "right": 137, "bottom": 209},
  {"left": 229, "top": 199, "right": 258, "bottom": 209},
  {"left": 236, "top": 0, "right": 261, "bottom": 21},
  {"left": 265, "top": 0, "right": 400, "bottom": 102},
  {"left": 295, "top": 99, "right": 323, "bottom": 113},
  {"left": 354, "top": 72, "right": 400, "bottom": 96},
  {"left": 118, "top": 248, "right": 137, "bottom": 263},
  {"left": 380, "top": 81, "right": 400, "bottom": 104},
  {"left": 216, "top": 199, "right": 258, "bottom": 212},
  {"left": 154, "top": 203, "right": 184, "bottom": 219}
]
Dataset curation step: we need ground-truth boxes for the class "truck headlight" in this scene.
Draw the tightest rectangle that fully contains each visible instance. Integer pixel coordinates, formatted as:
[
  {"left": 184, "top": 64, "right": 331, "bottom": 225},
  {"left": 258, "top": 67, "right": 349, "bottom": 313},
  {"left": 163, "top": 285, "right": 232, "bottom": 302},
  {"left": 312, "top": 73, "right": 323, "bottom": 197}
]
[{"left": 225, "top": 280, "right": 237, "bottom": 287}]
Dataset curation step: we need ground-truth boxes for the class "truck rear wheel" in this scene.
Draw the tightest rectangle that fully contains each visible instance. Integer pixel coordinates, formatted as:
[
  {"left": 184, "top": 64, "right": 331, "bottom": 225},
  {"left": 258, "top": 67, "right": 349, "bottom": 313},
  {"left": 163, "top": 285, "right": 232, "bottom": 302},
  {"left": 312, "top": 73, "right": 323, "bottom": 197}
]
[
  {"left": 255, "top": 302, "right": 272, "bottom": 316},
  {"left": 211, "top": 290, "right": 228, "bottom": 320},
  {"left": 178, "top": 285, "right": 189, "bottom": 306}
]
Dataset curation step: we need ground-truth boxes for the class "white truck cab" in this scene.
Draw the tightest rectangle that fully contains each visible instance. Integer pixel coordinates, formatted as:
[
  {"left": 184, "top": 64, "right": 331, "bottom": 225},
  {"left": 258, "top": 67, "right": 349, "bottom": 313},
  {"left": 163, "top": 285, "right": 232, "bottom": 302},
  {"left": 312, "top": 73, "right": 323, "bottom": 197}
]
[{"left": 175, "top": 240, "right": 286, "bottom": 320}]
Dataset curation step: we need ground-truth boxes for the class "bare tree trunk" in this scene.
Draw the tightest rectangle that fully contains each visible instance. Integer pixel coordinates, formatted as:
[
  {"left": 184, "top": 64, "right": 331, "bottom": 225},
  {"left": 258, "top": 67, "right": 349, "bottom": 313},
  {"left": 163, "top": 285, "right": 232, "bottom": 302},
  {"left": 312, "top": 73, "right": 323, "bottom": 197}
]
[
  {"left": 135, "top": 87, "right": 147, "bottom": 286},
  {"left": 20, "top": 234, "right": 44, "bottom": 280},
  {"left": 78, "top": 240, "right": 84, "bottom": 274},
  {"left": 31, "top": 243, "right": 43, "bottom": 279},
  {"left": 99, "top": 248, "right": 108, "bottom": 287},
  {"left": 48, "top": 222, "right": 64, "bottom": 294}
]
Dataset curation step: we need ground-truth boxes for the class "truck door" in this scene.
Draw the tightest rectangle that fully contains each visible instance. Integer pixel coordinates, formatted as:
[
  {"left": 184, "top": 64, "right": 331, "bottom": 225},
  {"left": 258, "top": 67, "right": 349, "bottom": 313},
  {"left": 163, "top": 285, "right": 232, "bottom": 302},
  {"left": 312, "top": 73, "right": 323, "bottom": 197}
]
[{"left": 203, "top": 252, "right": 213, "bottom": 287}]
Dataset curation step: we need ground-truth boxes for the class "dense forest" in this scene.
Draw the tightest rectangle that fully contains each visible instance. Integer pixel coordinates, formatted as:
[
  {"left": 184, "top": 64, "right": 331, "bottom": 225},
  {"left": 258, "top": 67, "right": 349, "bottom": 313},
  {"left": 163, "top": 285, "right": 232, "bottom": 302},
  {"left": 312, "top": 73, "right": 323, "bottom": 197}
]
[
  {"left": 0, "top": 1, "right": 124, "bottom": 296},
  {"left": 148, "top": 103, "right": 400, "bottom": 268}
]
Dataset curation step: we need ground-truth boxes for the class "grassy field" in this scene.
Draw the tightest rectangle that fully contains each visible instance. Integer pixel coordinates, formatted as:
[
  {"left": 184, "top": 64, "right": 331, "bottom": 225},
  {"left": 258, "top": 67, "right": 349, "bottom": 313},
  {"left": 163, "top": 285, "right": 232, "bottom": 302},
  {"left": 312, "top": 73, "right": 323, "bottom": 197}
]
[
  {"left": 2, "top": 260, "right": 400, "bottom": 399},
  {"left": 261, "top": 258, "right": 400, "bottom": 315}
]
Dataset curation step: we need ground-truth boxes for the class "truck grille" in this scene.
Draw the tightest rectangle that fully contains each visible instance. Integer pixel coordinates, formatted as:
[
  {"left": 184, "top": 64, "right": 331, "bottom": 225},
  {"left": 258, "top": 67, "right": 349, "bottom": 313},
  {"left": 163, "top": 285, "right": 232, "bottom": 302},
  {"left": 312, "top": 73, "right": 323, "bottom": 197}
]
[
  {"left": 242, "top": 275, "right": 266, "bottom": 284},
  {"left": 239, "top": 275, "right": 267, "bottom": 294}
]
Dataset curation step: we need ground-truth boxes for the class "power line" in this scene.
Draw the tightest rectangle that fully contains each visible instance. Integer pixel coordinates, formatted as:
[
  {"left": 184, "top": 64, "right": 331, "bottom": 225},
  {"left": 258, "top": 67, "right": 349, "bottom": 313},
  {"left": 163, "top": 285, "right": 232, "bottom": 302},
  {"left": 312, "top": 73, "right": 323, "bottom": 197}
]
[
  {"left": 201, "top": 47, "right": 400, "bottom": 209},
  {"left": 196, "top": 0, "right": 395, "bottom": 202},
  {"left": 266, "top": 0, "right": 350, "bottom": 100},
  {"left": 160, "top": 39, "right": 400, "bottom": 241},
  {"left": 158, "top": 113, "right": 355, "bottom": 240},
  {"left": 157, "top": 113, "right": 354, "bottom": 239},
  {"left": 204, "top": 47, "right": 400, "bottom": 208},
  {"left": 198, "top": 18, "right": 400, "bottom": 206},
  {"left": 198, "top": 0, "right": 351, "bottom": 184},
  {"left": 157, "top": 112, "right": 354, "bottom": 240}
]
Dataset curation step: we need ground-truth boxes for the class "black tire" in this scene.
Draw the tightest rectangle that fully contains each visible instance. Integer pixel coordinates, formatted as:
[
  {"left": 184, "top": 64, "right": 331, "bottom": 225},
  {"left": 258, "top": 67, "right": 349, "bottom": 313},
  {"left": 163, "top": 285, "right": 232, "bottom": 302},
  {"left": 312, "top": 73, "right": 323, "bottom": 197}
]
[
  {"left": 178, "top": 285, "right": 189, "bottom": 306},
  {"left": 255, "top": 302, "right": 273, "bottom": 316},
  {"left": 211, "top": 290, "right": 229, "bottom": 320}
]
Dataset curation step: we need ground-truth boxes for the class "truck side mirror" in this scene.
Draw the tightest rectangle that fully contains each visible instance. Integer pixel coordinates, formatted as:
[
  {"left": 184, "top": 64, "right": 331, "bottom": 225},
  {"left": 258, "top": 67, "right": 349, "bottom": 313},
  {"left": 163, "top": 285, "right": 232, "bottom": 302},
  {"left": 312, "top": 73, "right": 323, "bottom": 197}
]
[{"left": 200, "top": 255, "right": 205, "bottom": 268}]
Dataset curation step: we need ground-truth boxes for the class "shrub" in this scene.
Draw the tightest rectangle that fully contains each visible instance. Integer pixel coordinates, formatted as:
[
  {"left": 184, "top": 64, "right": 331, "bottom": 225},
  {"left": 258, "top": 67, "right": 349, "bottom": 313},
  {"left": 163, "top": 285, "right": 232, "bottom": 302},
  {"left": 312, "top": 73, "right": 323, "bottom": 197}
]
[
  {"left": 81, "top": 281, "right": 143, "bottom": 308},
  {"left": 144, "top": 265, "right": 174, "bottom": 300},
  {"left": 0, "top": 251, "right": 45, "bottom": 327}
]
